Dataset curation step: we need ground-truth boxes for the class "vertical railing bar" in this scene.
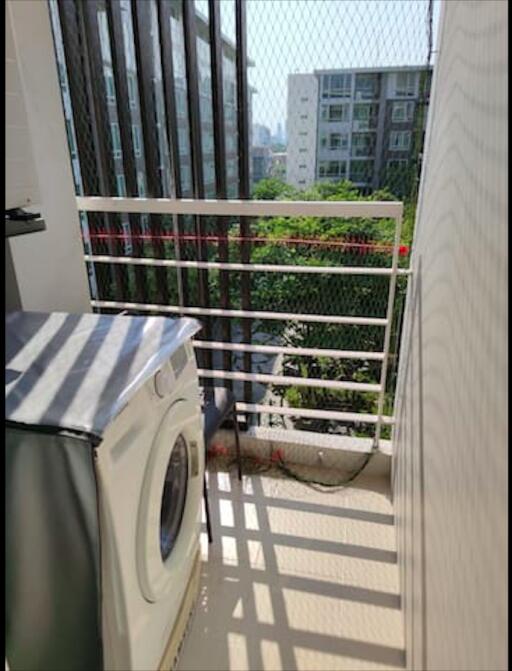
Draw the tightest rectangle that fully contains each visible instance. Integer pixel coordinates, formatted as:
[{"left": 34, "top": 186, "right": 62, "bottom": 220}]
[
  {"left": 182, "top": 0, "right": 213, "bottom": 370},
  {"left": 56, "top": 0, "right": 109, "bottom": 298},
  {"left": 235, "top": 0, "right": 253, "bottom": 410},
  {"left": 374, "top": 209, "right": 403, "bottom": 447},
  {"left": 106, "top": 0, "right": 147, "bottom": 303},
  {"left": 157, "top": 0, "right": 187, "bottom": 311},
  {"left": 75, "top": 0, "right": 128, "bottom": 301},
  {"left": 131, "top": 0, "right": 169, "bottom": 305},
  {"left": 209, "top": 0, "right": 233, "bottom": 390}
]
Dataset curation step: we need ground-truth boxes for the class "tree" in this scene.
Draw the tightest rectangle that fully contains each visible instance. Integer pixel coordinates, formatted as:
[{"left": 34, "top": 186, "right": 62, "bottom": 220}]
[
  {"left": 248, "top": 177, "right": 414, "bottom": 436},
  {"left": 252, "top": 177, "right": 297, "bottom": 201}
]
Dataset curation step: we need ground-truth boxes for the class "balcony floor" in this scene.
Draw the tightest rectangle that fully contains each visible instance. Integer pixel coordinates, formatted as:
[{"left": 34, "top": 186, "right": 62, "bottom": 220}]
[{"left": 177, "top": 458, "right": 404, "bottom": 671}]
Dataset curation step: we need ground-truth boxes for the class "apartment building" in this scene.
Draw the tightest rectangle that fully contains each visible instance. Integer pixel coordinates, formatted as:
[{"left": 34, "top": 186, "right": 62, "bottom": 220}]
[
  {"left": 253, "top": 123, "right": 271, "bottom": 147},
  {"left": 287, "top": 66, "right": 432, "bottom": 193},
  {"left": 51, "top": 0, "right": 244, "bottom": 205}
]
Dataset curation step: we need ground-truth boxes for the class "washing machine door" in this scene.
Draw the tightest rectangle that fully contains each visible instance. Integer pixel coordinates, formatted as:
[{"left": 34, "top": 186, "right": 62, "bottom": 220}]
[{"left": 137, "top": 398, "right": 203, "bottom": 602}]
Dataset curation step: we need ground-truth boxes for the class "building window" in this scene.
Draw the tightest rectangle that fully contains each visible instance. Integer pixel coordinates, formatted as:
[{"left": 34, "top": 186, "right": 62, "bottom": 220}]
[
  {"left": 299, "top": 148, "right": 307, "bottom": 153},
  {"left": 351, "top": 133, "right": 375, "bottom": 157},
  {"left": 355, "top": 74, "right": 379, "bottom": 100},
  {"left": 318, "top": 160, "right": 347, "bottom": 178},
  {"left": 300, "top": 97, "right": 309, "bottom": 102},
  {"left": 392, "top": 101, "right": 414, "bottom": 122},
  {"left": 353, "top": 104, "right": 378, "bottom": 122},
  {"left": 181, "top": 164, "right": 191, "bottom": 191},
  {"left": 387, "top": 159, "right": 408, "bottom": 169},
  {"left": 105, "top": 70, "right": 115, "bottom": 104},
  {"left": 320, "top": 132, "right": 348, "bottom": 150},
  {"left": 298, "top": 180, "right": 306, "bottom": 185},
  {"left": 299, "top": 131, "right": 308, "bottom": 137},
  {"left": 227, "top": 159, "right": 237, "bottom": 179},
  {"left": 116, "top": 174, "right": 126, "bottom": 197},
  {"left": 300, "top": 114, "right": 308, "bottom": 120},
  {"left": 178, "top": 126, "right": 189, "bottom": 156},
  {"left": 176, "top": 88, "right": 188, "bottom": 119},
  {"left": 321, "top": 104, "right": 349, "bottom": 122},
  {"left": 350, "top": 160, "right": 373, "bottom": 182},
  {"left": 200, "top": 96, "right": 213, "bottom": 125},
  {"left": 202, "top": 131, "right": 214, "bottom": 156},
  {"left": 389, "top": 130, "right": 412, "bottom": 151},
  {"left": 321, "top": 74, "right": 351, "bottom": 98},
  {"left": 299, "top": 164, "right": 307, "bottom": 169},
  {"left": 395, "top": 72, "right": 417, "bottom": 97},
  {"left": 225, "top": 104, "right": 236, "bottom": 124},
  {"left": 132, "top": 124, "right": 142, "bottom": 157},
  {"left": 110, "top": 122, "right": 122, "bottom": 159},
  {"left": 137, "top": 171, "right": 146, "bottom": 197},
  {"left": 204, "top": 160, "right": 215, "bottom": 185},
  {"left": 127, "top": 73, "right": 137, "bottom": 108},
  {"left": 226, "top": 132, "right": 237, "bottom": 153}
]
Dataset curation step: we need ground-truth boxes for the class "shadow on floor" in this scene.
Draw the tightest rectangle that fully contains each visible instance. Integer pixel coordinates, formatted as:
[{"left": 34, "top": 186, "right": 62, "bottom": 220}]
[{"left": 178, "top": 460, "right": 405, "bottom": 671}]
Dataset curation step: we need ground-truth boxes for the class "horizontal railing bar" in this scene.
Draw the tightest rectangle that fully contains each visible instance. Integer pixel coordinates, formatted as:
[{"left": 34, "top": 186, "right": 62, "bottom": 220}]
[
  {"left": 76, "top": 195, "right": 403, "bottom": 219},
  {"left": 90, "top": 300, "right": 388, "bottom": 326},
  {"left": 84, "top": 254, "right": 410, "bottom": 276},
  {"left": 197, "top": 369, "right": 381, "bottom": 392},
  {"left": 193, "top": 340, "right": 385, "bottom": 361},
  {"left": 236, "top": 403, "right": 395, "bottom": 425}
]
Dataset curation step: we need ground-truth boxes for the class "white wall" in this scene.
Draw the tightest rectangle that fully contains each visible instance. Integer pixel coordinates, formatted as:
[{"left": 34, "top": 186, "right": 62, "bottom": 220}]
[
  {"left": 392, "top": 2, "right": 507, "bottom": 670},
  {"left": 6, "top": 0, "right": 91, "bottom": 314},
  {"left": 5, "top": 3, "right": 40, "bottom": 211},
  {"left": 286, "top": 74, "right": 318, "bottom": 188}
]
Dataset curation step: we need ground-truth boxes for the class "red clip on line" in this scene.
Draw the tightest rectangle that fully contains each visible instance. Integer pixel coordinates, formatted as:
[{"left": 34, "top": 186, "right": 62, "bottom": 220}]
[
  {"left": 207, "top": 443, "right": 229, "bottom": 457},
  {"left": 270, "top": 449, "right": 285, "bottom": 463}
]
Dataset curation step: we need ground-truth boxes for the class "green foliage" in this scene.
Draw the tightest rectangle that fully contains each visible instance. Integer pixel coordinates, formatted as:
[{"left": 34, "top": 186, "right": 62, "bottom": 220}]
[
  {"left": 252, "top": 177, "right": 298, "bottom": 201},
  {"left": 248, "top": 177, "right": 416, "bottom": 436}
]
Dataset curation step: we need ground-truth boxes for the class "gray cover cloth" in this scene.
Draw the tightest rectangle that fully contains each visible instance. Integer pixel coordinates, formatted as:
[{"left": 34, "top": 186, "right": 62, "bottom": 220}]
[
  {"left": 5, "top": 311, "right": 201, "bottom": 438},
  {"left": 6, "top": 427, "right": 103, "bottom": 671}
]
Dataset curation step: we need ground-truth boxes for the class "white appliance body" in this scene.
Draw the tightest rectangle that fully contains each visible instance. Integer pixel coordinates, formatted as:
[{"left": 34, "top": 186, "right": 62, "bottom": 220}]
[{"left": 96, "top": 340, "right": 204, "bottom": 670}]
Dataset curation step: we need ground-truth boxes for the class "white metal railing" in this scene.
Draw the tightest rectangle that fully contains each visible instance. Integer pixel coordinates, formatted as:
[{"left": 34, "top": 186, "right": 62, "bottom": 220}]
[{"left": 77, "top": 197, "right": 406, "bottom": 447}]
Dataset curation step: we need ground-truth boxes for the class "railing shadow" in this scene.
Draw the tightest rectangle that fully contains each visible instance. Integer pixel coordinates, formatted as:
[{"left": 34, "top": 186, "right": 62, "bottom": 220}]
[{"left": 178, "top": 461, "right": 405, "bottom": 671}]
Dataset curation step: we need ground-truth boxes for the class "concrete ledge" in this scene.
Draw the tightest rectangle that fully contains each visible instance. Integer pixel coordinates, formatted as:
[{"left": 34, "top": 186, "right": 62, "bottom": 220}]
[{"left": 211, "top": 426, "right": 392, "bottom": 479}]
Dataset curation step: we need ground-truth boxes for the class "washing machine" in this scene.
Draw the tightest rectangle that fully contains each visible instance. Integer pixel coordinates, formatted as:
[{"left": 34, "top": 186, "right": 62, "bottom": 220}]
[{"left": 6, "top": 310, "right": 204, "bottom": 671}]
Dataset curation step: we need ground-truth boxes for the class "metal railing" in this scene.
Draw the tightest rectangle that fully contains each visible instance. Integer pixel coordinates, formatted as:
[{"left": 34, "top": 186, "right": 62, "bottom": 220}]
[{"left": 77, "top": 196, "right": 407, "bottom": 448}]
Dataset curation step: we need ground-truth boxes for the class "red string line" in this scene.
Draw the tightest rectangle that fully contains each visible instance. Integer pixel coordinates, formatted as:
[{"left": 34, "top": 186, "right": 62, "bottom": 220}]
[{"left": 84, "top": 232, "right": 410, "bottom": 255}]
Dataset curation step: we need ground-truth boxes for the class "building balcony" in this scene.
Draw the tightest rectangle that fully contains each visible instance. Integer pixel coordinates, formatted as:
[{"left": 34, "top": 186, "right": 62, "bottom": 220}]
[
  {"left": 78, "top": 195, "right": 406, "bottom": 449},
  {"left": 6, "top": 0, "right": 507, "bottom": 669},
  {"left": 178, "top": 454, "right": 404, "bottom": 671}
]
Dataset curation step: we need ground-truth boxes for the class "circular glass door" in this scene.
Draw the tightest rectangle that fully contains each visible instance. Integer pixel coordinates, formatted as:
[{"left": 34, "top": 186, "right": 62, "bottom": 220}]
[{"left": 160, "top": 434, "right": 188, "bottom": 561}]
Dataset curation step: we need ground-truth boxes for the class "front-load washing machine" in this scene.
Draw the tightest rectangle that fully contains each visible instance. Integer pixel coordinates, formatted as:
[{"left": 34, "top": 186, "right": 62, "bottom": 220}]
[{"left": 6, "top": 311, "right": 204, "bottom": 671}]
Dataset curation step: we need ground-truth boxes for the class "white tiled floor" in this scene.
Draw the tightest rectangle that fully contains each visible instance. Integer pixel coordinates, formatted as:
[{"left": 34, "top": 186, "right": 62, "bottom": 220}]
[{"left": 177, "top": 459, "right": 405, "bottom": 671}]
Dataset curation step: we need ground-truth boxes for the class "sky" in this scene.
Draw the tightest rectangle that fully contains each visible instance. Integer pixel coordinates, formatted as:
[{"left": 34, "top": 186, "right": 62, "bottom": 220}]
[{"left": 212, "top": 0, "right": 441, "bottom": 133}]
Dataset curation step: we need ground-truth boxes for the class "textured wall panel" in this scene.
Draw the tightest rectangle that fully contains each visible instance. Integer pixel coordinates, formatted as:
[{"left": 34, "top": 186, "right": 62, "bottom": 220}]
[{"left": 392, "top": 2, "right": 507, "bottom": 670}]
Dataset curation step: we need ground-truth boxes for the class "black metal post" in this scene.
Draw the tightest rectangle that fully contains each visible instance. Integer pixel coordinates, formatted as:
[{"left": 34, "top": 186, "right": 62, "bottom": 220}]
[
  {"left": 209, "top": 0, "right": 233, "bottom": 388},
  {"left": 182, "top": 0, "right": 213, "bottom": 370},
  {"left": 57, "top": 0, "right": 123, "bottom": 303},
  {"left": 157, "top": 0, "right": 189, "bottom": 310},
  {"left": 131, "top": 0, "right": 169, "bottom": 305},
  {"left": 235, "top": 0, "right": 252, "bottom": 407},
  {"left": 106, "top": 0, "right": 147, "bottom": 303},
  {"left": 81, "top": 1, "right": 130, "bottom": 302}
]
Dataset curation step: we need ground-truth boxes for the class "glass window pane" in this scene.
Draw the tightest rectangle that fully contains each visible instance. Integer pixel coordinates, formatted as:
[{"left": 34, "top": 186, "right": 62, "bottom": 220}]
[{"left": 160, "top": 434, "right": 189, "bottom": 561}]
